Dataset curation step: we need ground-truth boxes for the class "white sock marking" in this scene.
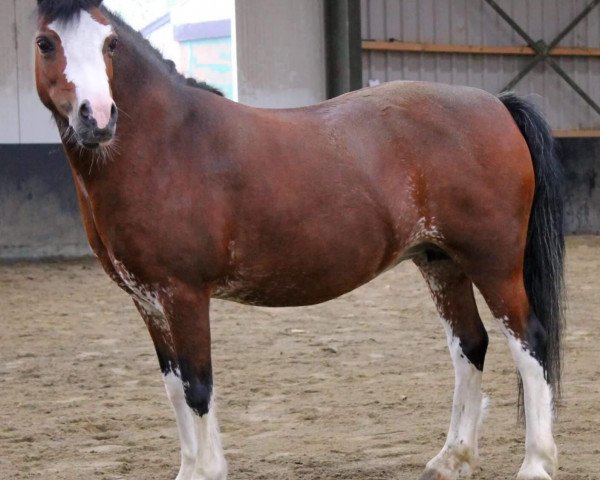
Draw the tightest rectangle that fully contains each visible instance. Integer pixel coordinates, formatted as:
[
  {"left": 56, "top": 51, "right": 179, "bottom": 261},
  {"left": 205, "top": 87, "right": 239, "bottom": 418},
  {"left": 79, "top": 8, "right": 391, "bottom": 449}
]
[
  {"left": 505, "top": 334, "right": 557, "bottom": 480},
  {"left": 495, "top": 317, "right": 557, "bottom": 479},
  {"left": 164, "top": 371, "right": 198, "bottom": 480},
  {"left": 195, "top": 396, "right": 227, "bottom": 480},
  {"left": 426, "top": 319, "right": 486, "bottom": 478},
  {"left": 164, "top": 372, "right": 227, "bottom": 480}
]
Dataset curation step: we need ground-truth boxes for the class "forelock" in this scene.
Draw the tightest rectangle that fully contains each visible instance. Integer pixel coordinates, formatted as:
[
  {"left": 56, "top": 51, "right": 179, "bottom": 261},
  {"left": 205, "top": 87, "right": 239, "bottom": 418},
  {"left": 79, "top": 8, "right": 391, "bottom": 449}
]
[{"left": 37, "top": 0, "right": 103, "bottom": 23}]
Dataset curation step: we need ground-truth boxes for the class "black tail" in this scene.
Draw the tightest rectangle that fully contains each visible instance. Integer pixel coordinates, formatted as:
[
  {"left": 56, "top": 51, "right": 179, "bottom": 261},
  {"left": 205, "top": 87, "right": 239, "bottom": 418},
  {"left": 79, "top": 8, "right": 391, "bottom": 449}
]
[{"left": 499, "top": 92, "right": 565, "bottom": 411}]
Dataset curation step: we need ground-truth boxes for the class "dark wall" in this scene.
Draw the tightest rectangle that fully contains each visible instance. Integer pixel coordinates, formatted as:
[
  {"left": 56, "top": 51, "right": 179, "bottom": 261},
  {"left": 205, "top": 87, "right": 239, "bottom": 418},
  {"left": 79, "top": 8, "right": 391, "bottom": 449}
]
[
  {"left": 559, "top": 138, "right": 600, "bottom": 234},
  {"left": 0, "top": 138, "right": 597, "bottom": 260},
  {"left": 0, "top": 144, "right": 89, "bottom": 260}
]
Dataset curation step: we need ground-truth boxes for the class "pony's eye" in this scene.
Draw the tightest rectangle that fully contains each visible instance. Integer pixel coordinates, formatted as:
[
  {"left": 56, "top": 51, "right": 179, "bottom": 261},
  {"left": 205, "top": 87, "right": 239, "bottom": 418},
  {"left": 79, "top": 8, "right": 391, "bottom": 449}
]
[
  {"left": 108, "top": 37, "right": 118, "bottom": 55},
  {"left": 36, "top": 37, "right": 54, "bottom": 55}
]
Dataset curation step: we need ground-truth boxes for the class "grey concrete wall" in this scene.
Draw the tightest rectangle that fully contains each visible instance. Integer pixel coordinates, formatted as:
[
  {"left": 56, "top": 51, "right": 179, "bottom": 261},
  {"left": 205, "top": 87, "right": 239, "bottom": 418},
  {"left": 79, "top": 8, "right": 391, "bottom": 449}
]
[
  {"left": 0, "top": 145, "right": 89, "bottom": 260},
  {"left": 235, "top": 0, "right": 327, "bottom": 108},
  {"left": 559, "top": 138, "right": 600, "bottom": 234}
]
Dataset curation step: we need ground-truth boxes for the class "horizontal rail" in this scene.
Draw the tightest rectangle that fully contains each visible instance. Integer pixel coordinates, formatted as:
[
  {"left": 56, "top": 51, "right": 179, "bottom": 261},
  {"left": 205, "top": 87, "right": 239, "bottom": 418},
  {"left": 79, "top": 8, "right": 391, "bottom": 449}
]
[{"left": 363, "top": 40, "right": 600, "bottom": 57}]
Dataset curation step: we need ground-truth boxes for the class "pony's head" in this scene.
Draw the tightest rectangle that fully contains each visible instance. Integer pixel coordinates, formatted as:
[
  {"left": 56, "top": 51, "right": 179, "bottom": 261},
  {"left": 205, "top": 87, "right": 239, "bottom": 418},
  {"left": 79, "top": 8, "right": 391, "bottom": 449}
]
[{"left": 35, "top": 0, "right": 118, "bottom": 148}]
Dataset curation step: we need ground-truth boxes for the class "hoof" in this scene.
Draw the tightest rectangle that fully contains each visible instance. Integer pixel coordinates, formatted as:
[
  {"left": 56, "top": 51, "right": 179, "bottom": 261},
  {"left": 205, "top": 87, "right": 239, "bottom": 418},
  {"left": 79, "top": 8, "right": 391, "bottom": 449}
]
[
  {"left": 191, "top": 464, "right": 227, "bottom": 480},
  {"left": 516, "top": 475, "right": 552, "bottom": 480},
  {"left": 191, "top": 470, "right": 227, "bottom": 480},
  {"left": 516, "top": 470, "right": 552, "bottom": 480},
  {"left": 517, "top": 453, "right": 556, "bottom": 480},
  {"left": 419, "top": 469, "right": 452, "bottom": 480}
]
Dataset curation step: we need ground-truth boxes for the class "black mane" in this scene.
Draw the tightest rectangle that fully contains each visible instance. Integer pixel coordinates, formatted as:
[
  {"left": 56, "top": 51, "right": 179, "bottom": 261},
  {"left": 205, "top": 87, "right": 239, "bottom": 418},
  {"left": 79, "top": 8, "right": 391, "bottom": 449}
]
[
  {"left": 104, "top": 8, "right": 223, "bottom": 96},
  {"left": 37, "top": 0, "right": 102, "bottom": 22},
  {"left": 38, "top": 0, "right": 223, "bottom": 96}
]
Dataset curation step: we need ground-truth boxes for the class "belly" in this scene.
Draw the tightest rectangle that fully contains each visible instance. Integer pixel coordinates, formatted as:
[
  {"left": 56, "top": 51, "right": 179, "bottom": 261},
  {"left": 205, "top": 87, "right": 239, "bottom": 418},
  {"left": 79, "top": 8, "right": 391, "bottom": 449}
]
[
  {"left": 211, "top": 271, "right": 376, "bottom": 307},
  {"left": 210, "top": 235, "right": 406, "bottom": 307}
]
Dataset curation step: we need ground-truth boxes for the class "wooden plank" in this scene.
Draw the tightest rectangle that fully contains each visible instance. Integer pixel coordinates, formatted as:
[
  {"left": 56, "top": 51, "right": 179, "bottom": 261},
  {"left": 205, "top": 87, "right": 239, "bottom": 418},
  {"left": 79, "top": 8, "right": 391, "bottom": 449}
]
[
  {"left": 551, "top": 47, "right": 600, "bottom": 57},
  {"left": 362, "top": 40, "right": 600, "bottom": 57}
]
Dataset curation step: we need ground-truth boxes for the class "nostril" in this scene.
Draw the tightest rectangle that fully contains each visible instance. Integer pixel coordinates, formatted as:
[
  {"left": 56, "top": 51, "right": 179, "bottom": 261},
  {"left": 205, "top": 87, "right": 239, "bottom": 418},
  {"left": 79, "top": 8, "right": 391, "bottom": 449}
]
[
  {"left": 110, "top": 103, "right": 118, "bottom": 121},
  {"left": 79, "top": 101, "right": 92, "bottom": 120}
]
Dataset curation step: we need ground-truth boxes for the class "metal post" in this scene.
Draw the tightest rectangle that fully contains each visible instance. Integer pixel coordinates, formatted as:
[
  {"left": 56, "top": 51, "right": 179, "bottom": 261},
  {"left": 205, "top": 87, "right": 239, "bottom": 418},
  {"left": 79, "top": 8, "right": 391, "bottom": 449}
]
[{"left": 325, "top": 0, "right": 362, "bottom": 99}]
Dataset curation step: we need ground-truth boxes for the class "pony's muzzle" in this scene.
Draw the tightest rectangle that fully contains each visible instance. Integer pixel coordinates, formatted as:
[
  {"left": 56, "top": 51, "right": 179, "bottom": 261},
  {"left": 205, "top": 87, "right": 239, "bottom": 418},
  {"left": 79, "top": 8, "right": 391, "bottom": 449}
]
[{"left": 76, "top": 100, "right": 118, "bottom": 147}]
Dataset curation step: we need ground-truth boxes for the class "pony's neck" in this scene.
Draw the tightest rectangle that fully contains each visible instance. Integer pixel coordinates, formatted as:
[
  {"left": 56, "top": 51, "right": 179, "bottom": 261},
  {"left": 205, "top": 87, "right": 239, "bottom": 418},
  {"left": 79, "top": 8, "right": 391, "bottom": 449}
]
[{"left": 111, "top": 27, "right": 180, "bottom": 131}]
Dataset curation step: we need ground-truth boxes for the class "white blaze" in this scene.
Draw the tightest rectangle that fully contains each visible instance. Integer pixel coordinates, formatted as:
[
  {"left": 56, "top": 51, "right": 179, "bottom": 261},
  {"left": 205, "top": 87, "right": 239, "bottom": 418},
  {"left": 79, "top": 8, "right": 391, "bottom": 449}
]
[{"left": 49, "top": 11, "right": 113, "bottom": 128}]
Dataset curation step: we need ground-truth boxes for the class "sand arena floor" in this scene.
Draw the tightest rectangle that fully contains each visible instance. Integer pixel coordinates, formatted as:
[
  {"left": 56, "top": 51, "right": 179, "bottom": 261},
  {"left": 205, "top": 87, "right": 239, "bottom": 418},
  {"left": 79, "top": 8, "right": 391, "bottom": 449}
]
[{"left": 1, "top": 236, "right": 599, "bottom": 479}]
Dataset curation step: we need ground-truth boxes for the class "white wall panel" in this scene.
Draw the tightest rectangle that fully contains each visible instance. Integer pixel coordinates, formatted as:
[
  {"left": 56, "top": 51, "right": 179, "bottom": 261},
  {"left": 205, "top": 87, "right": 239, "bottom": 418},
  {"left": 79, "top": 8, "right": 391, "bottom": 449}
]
[
  {"left": 0, "top": 0, "right": 59, "bottom": 144},
  {"left": 16, "top": 0, "right": 59, "bottom": 143},
  {"left": 0, "top": 0, "right": 19, "bottom": 143},
  {"left": 235, "top": 0, "right": 326, "bottom": 108}
]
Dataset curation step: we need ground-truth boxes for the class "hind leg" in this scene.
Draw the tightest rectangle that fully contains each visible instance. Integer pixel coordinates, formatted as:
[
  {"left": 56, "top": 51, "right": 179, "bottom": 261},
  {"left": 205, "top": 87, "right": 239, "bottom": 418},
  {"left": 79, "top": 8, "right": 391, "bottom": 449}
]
[
  {"left": 415, "top": 255, "right": 489, "bottom": 480},
  {"left": 474, "top": 277, "right": 557, "bottom": 480}
]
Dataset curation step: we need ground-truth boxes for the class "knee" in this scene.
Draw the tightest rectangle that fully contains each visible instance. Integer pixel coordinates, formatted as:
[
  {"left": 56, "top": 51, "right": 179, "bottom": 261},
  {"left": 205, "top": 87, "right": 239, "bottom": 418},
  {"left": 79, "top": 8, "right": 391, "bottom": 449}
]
[
  {"left": 460, "top": 327, "right": 489, "bottom": 371},
  {"left": 184, "top": 381, "right": 212, "bottom": 416},
  {"left": 525, "top": 313, "right": 548, "bottom": 365},
  {"left": 180, "top": 361, "right": 212, "bottom": 417}
]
